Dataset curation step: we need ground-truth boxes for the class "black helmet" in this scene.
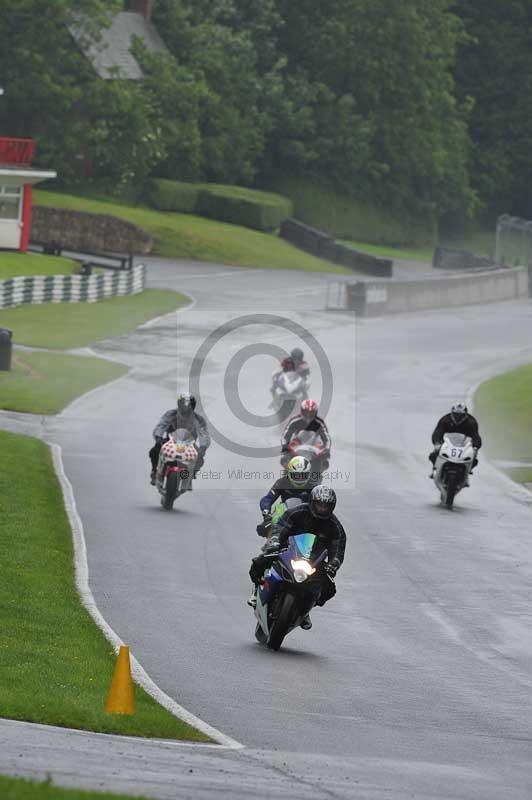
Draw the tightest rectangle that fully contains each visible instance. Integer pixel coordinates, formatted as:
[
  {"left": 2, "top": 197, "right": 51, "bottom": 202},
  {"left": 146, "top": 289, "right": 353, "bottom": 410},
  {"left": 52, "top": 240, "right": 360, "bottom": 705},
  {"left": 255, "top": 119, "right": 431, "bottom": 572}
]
[
  {"left": 291, "top": 348, "right": 304, "bottom": 363},
  {"left": 450, "top": 403, "right": 467, "bottom": 424},
  {"left": 177, "top": 392, "right": 196, "bottom": 414},
  {"left": 309, "top": 485, "right": 336, "bottom": 519}
]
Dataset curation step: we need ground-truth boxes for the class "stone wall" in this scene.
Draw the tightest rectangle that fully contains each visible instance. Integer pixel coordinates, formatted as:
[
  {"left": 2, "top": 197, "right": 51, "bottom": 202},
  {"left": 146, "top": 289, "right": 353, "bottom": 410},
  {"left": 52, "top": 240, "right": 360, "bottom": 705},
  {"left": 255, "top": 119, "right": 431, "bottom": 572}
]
[{"left": 31, "top": 206, "right": 153, "bottom": 255}]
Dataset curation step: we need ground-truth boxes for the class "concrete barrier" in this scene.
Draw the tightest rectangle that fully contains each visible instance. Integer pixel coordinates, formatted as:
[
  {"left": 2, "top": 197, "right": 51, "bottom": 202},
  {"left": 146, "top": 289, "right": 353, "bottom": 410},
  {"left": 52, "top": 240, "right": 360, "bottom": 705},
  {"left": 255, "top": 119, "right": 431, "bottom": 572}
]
[
  {"left": 337, "top": 266, "right": 529, "bottom": 316},
  {"left": 280, "top": 218, "right": 393, "bottom": 277}
]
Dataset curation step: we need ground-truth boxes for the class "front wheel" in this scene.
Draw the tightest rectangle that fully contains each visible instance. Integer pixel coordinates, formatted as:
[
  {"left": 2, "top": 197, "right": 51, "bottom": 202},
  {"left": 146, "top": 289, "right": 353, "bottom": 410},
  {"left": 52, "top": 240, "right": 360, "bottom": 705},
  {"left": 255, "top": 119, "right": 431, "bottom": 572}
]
[
  {"left": 268, "top": 593, "right": 296, "bottom": 651},
  {"left": 445, "top": 473, "right": 458, "bottom": 509},
  {"left": 162, "top": 472, "right": 178, "bottom": 510}
]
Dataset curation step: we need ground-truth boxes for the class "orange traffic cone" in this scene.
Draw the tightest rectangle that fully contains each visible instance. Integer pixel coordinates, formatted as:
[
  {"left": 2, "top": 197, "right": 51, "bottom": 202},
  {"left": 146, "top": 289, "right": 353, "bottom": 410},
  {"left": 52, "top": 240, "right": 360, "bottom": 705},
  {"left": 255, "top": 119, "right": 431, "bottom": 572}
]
[{"left": 105, "top": 645, "right": 135, "bottom": 715}]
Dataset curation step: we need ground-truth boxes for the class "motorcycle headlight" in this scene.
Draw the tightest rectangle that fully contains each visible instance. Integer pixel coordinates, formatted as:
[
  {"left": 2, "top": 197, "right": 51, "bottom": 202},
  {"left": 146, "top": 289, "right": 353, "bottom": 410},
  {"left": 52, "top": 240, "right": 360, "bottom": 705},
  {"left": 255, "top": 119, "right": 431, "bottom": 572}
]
[{"left": 291, "top": 560, "right": 315, "bottom": 583}]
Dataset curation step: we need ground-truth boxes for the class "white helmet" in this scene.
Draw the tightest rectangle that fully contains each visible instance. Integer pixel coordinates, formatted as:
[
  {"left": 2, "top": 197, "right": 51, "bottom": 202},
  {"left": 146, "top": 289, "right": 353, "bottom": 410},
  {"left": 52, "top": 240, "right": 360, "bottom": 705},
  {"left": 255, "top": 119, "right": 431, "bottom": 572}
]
[
  {"left": 286, "top": 456, "right": 311, "bottom": 488},
  {"left": 450, "top": 403, "right": 468, "bottom": 424}
]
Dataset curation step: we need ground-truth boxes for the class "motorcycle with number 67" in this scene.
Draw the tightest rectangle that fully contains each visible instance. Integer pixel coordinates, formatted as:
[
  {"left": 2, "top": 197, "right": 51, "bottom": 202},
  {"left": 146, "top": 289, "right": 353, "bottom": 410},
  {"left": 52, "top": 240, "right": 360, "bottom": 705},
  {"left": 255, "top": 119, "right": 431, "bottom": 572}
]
[{"left": 433, "top": 432, "right": 476, "bottom": 509}]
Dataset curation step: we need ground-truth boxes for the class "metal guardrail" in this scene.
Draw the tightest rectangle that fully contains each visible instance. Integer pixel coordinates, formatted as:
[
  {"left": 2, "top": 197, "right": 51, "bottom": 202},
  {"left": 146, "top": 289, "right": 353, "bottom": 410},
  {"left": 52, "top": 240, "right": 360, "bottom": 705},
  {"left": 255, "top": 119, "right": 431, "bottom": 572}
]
[{"left": 495, "top": 214, "right": 532, "bottom": 268}]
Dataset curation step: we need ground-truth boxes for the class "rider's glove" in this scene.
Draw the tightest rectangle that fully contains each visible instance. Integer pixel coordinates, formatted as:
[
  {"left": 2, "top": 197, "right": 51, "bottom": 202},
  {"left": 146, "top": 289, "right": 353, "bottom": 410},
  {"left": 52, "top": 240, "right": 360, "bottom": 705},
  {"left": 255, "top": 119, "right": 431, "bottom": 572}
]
[
  {"left": 264, "top": 537, "right": 280, "bottom": 554},
  {"left": 261, "top": 508, "right": 271, "bottom": 518},
  {"left": 325, "top": 559, "right": 340, "bottom": 579}
]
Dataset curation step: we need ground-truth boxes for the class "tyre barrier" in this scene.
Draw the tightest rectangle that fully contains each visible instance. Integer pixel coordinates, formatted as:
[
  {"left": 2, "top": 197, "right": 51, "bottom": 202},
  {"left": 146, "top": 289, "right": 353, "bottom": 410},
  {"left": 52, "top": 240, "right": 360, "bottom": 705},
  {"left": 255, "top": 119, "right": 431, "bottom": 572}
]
[{"left": 0, "top": 263, "right": 146, "bottom": 309}]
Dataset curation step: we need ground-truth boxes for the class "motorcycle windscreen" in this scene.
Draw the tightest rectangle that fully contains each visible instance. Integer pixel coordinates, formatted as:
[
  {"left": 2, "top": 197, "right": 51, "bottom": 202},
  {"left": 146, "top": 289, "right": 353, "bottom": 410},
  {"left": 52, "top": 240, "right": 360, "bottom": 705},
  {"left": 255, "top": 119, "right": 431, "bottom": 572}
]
[
  {"left": 289, "top": 532, "right": 317, "bottom": 559},
  {"left": 444, "top": 433, "right": 468, "bottom": 446}
]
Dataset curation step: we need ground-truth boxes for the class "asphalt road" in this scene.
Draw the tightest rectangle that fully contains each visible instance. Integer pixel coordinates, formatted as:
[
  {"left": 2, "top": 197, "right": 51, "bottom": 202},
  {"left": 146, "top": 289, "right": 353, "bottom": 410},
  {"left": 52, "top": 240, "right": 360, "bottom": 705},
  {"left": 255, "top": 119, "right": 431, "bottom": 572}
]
[{"left": 5, "top": 258, "right": 532, "bottom": 799}]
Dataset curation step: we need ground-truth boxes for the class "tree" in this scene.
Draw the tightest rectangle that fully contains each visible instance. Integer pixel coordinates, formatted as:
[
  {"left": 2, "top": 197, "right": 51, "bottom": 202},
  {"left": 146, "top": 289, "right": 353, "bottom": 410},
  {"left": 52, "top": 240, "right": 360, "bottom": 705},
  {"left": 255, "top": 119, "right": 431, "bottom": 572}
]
[
  {"left": 454, "top": 0, "right": 532, "bottom": 216},
  {"left": 275, "top": 0, "right": 475, "bottom": 218}
]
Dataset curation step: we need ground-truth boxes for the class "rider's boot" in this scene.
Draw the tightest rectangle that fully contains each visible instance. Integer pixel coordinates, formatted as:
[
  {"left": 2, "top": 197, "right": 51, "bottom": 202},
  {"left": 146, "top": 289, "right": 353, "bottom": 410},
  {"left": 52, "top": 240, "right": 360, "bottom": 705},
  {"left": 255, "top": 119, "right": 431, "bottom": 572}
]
[
  {"left": 247, "top": 587, "right": 257, "bottom": 608},
  {"left": 150, "top": 469, "right": 156, "bottom": 486},
  {"left": 300, "top": 613, "right": 312, "bottom": 630}
]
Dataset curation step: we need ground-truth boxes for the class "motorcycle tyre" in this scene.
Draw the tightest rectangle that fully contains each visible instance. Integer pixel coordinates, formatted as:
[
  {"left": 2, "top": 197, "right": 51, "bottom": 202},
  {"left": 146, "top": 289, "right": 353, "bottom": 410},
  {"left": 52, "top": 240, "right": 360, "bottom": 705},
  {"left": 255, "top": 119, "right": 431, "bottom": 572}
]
[
  {"left": 268, "top": 592, "right": 296, "bottom": 651},
  {"left": 162, "top": 472, "right": 178, "bottom": 510},
  {"left": 445, "top": 474, "right": 458, "bottom": 509}
]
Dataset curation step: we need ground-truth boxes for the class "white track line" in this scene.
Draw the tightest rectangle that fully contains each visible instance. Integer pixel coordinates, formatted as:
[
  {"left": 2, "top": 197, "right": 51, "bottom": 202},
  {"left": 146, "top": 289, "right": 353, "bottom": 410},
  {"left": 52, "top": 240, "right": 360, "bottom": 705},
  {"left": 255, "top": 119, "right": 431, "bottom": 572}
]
[
  {"left": 48, "top": 288, "right": 243, "bottom": 749},
  {"left": 50, "top": 443, "right": 242, "bottom": 749}
]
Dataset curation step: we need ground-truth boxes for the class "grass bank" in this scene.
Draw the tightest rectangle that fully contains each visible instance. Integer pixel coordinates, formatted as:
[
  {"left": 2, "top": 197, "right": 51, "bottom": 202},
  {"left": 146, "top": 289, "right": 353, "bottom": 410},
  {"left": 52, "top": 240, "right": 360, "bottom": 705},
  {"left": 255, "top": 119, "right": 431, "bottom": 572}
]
[
  {"left": 0, "top": 430, "right": 209, "bottom": 741},
  {"left": 0, "top": 352, "right": 127, "bottom": 414},
  {"left": 0, "top": 775, "right": 149, "bottom": 800},
  {"left": 0, "top": 290, "right": 188, "bottom": 349},
  {"left": 475, "top": 364, "right": 532, "bottom": 484},
  {"left": 34, "top": 190, "right": 348, "bottom": 274},
  {"left": 0, "top": 252, "right": 76, "bottom": 279},
  {"left": 340, "top": 227, "right": 495, "bottom": 264}
]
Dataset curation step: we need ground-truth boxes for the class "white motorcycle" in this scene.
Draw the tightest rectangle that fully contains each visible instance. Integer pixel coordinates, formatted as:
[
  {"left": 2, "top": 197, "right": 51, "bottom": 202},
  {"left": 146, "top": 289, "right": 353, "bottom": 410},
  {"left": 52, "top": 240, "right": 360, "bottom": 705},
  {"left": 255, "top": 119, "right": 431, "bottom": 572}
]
[
  {"left": 433, "top": 433, "right": 476, "bottom": 509},
  {"left": 271, "top": 370, "right": 309, "bottom": 417},
  {"left": 156, "top": 428, "right": 198, "bottom": 510}
]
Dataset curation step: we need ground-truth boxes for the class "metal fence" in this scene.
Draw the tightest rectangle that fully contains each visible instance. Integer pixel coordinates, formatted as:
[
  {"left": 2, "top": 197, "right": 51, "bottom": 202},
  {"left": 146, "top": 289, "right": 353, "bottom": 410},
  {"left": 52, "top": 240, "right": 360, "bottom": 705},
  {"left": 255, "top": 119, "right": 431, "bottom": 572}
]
[{"left": 495, "top": 214, "right": 532, "bottom": 267}]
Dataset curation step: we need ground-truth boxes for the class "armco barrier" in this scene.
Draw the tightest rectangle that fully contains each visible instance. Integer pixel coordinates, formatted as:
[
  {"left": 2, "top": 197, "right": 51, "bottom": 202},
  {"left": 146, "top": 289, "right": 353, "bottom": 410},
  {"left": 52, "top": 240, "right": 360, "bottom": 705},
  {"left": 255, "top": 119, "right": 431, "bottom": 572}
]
[
  {"left": 433, "top": 246, "right": 497, "bottom": 271},
  {"left": 280, "top": 218, "right": 393, "bottom": 277},
  {"left": 0, "top": 263, "right": 146, "bottom": 309},
  {"left": 339, "top": 266, "right": 528, "bottom": 316}
]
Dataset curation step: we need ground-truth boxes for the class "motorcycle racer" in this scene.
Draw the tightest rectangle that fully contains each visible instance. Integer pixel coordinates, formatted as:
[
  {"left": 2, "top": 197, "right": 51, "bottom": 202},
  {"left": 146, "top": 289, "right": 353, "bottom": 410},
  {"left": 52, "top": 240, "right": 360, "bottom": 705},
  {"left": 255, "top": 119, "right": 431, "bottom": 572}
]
[
  {"left": 249, "top": 486, "right": 345, "bottom": 631},
  {"left": 281, "top": 399, "right": 331, "bottom": 469},
  {"left": 256, "top": 456, "right": 320, "bottom": 536},
  {"left": 429, "top": 403, "right": 482, "bottom": 476},
  {"left": 149, "top": 392, "right": 210, "bottom": 485}
]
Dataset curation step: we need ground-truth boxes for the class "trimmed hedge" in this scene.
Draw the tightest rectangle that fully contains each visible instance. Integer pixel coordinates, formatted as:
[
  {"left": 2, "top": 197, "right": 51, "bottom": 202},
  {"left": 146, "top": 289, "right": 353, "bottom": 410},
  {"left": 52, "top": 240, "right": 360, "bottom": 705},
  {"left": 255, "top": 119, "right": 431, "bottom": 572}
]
[
  {"left": 145, "top": 179, "right": 293, "bottom": 232},
  {"left": 145, "top": 179, "right": 201, "bottom": 213}
]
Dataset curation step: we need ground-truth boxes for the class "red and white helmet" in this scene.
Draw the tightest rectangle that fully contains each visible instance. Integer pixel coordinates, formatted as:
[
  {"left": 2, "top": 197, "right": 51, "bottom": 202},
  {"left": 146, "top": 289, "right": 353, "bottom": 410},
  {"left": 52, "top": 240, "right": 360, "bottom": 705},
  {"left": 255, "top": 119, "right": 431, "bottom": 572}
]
[{"left": 300, "top": 399, "right": 318, "bottom": 419}]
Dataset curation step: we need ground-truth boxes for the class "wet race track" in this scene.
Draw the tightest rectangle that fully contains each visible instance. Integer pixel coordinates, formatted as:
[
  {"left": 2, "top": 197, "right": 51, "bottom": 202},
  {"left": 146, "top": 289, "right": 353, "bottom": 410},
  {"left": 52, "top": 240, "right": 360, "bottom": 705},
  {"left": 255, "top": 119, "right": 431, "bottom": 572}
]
[{"left": 7, "top": 258, "right": 532, "bottom": 799}]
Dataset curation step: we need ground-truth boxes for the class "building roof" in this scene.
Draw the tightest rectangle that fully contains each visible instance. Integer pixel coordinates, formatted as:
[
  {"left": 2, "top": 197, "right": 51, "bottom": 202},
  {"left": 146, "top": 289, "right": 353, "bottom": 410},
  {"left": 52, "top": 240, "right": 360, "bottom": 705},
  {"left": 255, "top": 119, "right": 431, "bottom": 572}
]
[
  {"left": 69, "top": 11, "right": 168, "bottom": 80},
  {"left": 0, "top": 167, "right": 57, "bottom": 186}
]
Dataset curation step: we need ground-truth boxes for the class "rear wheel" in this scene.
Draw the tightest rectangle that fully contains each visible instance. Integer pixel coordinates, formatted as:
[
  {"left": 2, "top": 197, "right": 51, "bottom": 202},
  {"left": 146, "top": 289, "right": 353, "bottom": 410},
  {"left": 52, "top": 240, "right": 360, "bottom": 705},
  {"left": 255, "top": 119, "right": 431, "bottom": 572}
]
[
  {"left": 268, "top": 593, "right": 296, "bottom": 651},
  {"left": 162, "top": 472, "right": 178, "bottom": 510}
]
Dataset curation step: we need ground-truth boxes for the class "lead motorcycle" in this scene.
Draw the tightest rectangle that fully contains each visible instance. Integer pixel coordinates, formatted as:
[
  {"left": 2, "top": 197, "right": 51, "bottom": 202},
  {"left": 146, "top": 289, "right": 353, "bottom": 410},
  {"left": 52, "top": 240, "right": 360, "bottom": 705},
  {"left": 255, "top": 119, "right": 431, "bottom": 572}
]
[
  {"left": 156, "top": 428, "right": 198, "bottom": 510},
  {"left": 433, "top": 432, "right": 476, "bottom": 509},
  {"left": 271, "top": 370, "right": 309, "bottom": 418},
  {"left": 254, "top": 532, "right": 328, "bottom": 650}
]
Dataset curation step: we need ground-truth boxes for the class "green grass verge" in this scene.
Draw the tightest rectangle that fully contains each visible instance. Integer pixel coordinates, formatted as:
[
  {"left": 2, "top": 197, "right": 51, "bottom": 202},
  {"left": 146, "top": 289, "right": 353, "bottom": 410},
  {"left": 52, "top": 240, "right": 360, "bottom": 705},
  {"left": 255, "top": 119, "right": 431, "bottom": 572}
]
[
  {"left": 475, "top": 364, "right": 532, "bottom": 484},
  {"left": 0, "top": 775, "right": 149, "bottom": 800},
  {"left": 0, "top": 429, "right": 209, "bottom": 741},
  {"left": 0, "top": 290, "right": 188, "bottom": 349},
  {"left": 0, "top": 351, "right": 127, "bottom": 414},
  {"left": 340, "top": 239, "right": 435, "bottom": 262},
  {"left": 339, "top": 226, "right": 495, "bottom": 265},
  {"left": 0, "top": 253, "right": 77, "bottom": 279},
  {"left": 33, "top": 190, "right": 348, "bottom": 273}
]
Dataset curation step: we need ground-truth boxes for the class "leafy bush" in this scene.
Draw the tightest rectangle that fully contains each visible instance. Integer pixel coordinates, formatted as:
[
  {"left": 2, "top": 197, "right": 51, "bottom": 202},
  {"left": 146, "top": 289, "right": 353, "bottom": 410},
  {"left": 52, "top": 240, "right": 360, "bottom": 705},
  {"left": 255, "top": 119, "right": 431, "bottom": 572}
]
[
  {"left": 145, "top": 180, "right": 293, "bottom": 231},
  {"left": 145, "top": 178, "right": 202, "bottom": 213},
  {"left": 270, "top": 176, "right": 437, "bottom": 247}
]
